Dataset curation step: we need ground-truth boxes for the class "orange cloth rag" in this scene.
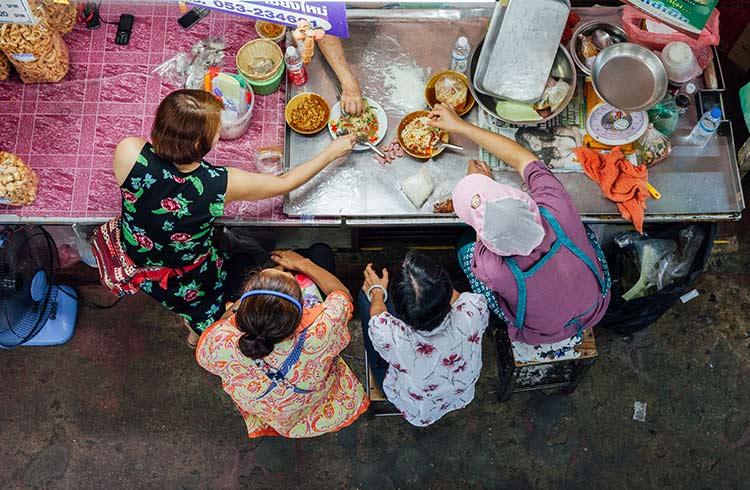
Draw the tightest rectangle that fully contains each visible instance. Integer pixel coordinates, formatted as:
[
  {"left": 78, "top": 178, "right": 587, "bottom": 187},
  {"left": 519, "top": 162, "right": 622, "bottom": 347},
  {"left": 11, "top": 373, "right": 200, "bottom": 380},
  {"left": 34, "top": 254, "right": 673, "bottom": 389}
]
[{"left": 574, "top": 146, "right": 649, "bottom": 233}]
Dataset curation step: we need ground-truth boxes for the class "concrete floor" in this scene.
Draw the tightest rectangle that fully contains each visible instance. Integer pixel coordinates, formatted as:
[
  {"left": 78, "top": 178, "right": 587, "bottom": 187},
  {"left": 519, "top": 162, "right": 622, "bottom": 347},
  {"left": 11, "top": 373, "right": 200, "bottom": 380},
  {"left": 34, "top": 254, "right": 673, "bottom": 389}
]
[{"left": 1, "top": 212, "right": 749, "bottom": 488}]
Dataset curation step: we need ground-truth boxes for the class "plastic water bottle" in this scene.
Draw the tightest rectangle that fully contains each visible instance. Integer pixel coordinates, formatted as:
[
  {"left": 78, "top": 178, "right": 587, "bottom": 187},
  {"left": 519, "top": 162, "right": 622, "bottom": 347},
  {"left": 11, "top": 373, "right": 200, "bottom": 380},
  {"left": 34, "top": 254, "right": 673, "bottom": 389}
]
[
  {"left": 449, "top": 36, "right": 470, "bottom": 74},
  {"left": 688, "top": 107, "right": 722, "bottom": 146},
  {"left": 285, "top": 46, "right": 307, "bottom": 86}
]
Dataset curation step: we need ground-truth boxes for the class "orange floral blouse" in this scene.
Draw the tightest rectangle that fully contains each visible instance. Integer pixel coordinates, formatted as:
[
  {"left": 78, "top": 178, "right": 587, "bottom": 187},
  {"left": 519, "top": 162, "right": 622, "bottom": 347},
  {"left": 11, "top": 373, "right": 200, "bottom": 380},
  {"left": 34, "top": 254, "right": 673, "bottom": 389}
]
[{"left": 196, "top": 291, "right": 369, "bottom": 439}]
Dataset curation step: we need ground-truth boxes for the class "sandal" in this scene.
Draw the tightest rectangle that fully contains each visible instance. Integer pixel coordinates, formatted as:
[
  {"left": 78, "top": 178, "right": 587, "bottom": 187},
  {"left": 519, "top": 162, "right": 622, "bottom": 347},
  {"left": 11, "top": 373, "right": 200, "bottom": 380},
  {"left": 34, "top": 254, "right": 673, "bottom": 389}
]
[{"left": 183, "top": 321, "right": 199, "bottom": 350}]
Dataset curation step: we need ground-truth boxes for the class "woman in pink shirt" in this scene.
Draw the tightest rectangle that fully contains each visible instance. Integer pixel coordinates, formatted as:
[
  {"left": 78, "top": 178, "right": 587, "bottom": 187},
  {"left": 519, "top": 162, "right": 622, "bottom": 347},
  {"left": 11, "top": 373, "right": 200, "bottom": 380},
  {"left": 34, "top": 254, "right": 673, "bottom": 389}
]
[{"left": 428, "top": 104, "right": 610, "bottom": 357}]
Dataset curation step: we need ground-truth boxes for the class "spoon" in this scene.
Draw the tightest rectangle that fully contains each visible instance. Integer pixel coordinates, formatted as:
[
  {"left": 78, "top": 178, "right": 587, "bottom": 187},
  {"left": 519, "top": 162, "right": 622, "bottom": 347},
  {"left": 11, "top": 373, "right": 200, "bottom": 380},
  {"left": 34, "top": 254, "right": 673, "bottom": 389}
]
[
  {"left": 355, "top": 133, "right": 387, "bottom": 158},
  {"left": 591, "top": 29, "right": 613, "bottom": 51},
  {"left": 435, "top": 141, "right": 464, "bottom": 152},
  {"left": 336, "top": 128, "right": 386, "bottom": 158}
]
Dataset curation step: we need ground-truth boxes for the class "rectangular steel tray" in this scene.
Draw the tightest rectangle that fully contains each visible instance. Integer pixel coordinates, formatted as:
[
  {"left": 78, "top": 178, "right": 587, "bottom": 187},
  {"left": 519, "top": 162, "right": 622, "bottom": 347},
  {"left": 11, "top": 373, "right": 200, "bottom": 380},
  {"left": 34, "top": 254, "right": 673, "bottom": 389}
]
[{"left": 474, "top": 0, "right": 570, "bottom": 104}]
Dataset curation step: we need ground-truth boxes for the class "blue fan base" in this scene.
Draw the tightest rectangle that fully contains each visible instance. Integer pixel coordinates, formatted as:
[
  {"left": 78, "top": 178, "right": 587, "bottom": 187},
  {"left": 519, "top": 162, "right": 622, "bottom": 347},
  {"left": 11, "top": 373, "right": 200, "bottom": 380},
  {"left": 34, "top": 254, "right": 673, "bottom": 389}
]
[{"left": 0, "top": 286, "right": 78, "bottom": 348}]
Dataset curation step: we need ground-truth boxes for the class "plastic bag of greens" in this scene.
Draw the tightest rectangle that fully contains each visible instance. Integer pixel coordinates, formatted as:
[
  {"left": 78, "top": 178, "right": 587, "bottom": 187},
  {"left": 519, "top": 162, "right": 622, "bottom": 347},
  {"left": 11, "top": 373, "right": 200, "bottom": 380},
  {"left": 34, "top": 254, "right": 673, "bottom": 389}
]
[
  {"left": 740, "top": 81, "right": 749, "bottom": 132},
  {"left": 646, "top": 94, "right": 679, "bottom": 137},
  {"left": 635, "top": 123, "right": 671, "bottom": 167}
]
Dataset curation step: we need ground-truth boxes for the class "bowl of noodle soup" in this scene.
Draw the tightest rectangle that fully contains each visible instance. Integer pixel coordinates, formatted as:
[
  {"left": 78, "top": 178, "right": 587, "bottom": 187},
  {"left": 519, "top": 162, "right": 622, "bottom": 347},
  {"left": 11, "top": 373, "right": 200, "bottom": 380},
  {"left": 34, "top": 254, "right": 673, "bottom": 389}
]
[{"left": 397, "top": 111, "right": 449, "bottom": 159}]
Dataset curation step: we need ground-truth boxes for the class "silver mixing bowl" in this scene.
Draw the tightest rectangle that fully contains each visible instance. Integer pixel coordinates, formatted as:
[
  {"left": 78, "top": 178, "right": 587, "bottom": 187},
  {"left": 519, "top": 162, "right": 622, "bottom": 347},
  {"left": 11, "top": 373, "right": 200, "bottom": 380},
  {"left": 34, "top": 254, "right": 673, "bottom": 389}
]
[
  {"left": 591, "top": 42, "right": 667, "bottom": 112},
  {"left": 568, "top": 21, "right": 628, "bottom": 76},
  {"left": 469, "top": 42, "right": 577, "bottom": 126}
]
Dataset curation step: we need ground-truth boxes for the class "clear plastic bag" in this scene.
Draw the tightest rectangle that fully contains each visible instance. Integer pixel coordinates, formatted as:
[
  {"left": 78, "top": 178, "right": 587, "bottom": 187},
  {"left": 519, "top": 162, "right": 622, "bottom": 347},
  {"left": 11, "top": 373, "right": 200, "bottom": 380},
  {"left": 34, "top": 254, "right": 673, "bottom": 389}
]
[
  {"left": 0, "top": 8, "right": 69, "bottom": 83},
  {"left": 256, "top": 147, "right": 283, "bottom": 174},
  {"left": 646, "top": 94, "right": 679, "bottom": 137},
  {"left": 41, "top": 0, "right": 78, "bottom": 35},
  {"left": 0, "top": 152, "right": 38, "bottom": 206},
  {"left": 616, "top": 224, "right": 706, "bottom": 301},
  {"left": 435, "top": 73, "right": 467, "bottom": 110},
  {"left": 636, "top": 123, "right": 671, "bottom": 167},
  {"left": 0, "top": 51, "right": 10, "bottom": 81},
  {"left": 152, "top": 37, "right": 225, "bottom": 88}
]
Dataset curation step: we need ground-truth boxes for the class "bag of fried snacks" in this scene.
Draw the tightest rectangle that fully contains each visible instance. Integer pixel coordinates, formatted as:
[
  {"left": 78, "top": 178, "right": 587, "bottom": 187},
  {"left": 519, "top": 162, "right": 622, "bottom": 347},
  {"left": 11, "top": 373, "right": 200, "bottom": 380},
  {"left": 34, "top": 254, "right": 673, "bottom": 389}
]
[
  {"left": 41, "top": 0, "right": 78, "bottom": 35},
  {"left": 0, "top": 152, "right": 39, "bottom": 206},
  {"left": 435, "top": 73, "right": 468, "bottom": 111},
  {"left": 0, "top": 51, "right": 11, "bottom": 81},
  {"left": 0, "top": 13, "right": 70, "bottom": 83}
]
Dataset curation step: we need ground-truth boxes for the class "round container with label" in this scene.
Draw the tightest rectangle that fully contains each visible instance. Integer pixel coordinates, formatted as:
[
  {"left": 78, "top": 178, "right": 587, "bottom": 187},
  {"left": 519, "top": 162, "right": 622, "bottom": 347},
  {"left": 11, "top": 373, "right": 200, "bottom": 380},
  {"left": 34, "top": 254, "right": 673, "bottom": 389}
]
[{"left": 586, "top": 103, "right": 649, "bottom": 146}]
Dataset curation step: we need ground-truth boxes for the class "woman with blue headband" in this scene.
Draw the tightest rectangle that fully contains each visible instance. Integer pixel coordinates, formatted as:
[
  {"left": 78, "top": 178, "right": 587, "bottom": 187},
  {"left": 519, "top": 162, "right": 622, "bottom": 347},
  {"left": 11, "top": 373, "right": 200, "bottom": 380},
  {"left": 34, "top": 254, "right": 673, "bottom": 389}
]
[{"left": 196, "top": 249, "right": 368, "bottom": 439}]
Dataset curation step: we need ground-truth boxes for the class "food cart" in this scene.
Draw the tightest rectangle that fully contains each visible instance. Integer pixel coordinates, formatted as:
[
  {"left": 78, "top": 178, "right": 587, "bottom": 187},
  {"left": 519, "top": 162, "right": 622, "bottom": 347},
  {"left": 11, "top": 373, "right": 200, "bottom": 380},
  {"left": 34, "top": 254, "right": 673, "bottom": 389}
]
[{"left": 0, "top": 3, "right": 744, "bottom": 228}]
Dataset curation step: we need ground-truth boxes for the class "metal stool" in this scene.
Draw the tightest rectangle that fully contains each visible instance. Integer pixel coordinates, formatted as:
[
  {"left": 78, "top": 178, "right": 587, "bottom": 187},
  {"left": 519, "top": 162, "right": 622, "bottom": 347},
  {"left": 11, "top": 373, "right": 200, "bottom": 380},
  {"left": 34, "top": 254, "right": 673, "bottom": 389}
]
[
  {"left": 363, "top": 348, "right": 401, "bottom": 417},
  {"left": 493, "top": 327, "right": 598, "bottom": 402}
]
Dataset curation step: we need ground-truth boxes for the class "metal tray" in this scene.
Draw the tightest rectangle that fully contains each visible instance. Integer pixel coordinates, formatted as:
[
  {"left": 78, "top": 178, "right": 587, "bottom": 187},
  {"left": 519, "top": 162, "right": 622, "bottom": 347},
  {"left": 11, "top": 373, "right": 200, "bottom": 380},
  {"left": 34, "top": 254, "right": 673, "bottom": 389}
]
[{"left": 473, "top": 0, "right": 571, "bottom": 104}]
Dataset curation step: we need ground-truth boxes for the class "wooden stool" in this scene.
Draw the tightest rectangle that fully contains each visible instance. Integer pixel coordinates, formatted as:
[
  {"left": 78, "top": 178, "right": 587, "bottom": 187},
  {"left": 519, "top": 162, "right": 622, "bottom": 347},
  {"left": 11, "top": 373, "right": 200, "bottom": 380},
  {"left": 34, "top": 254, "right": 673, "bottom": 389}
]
[
  {"left": 363, "top": 348, "right": 401, "bottom": 417},
  {"left": 493, "top": 327, "right": 598, "bottom": 402}
]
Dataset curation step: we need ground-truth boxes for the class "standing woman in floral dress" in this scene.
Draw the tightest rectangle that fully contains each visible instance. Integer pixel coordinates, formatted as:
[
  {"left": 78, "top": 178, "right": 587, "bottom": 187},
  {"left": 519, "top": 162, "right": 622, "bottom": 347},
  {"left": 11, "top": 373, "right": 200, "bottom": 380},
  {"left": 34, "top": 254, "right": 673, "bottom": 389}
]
[{"left": 111, "top": 89, "right": 356, "bottom": 346}]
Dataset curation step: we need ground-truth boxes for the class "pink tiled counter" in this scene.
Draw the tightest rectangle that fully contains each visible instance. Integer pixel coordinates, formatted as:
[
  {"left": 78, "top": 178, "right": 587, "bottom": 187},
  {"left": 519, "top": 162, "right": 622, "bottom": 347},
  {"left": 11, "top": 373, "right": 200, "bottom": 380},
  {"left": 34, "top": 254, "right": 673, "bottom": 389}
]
[{"left": 0, "top": 2, "right": 299, "bottom": 224}]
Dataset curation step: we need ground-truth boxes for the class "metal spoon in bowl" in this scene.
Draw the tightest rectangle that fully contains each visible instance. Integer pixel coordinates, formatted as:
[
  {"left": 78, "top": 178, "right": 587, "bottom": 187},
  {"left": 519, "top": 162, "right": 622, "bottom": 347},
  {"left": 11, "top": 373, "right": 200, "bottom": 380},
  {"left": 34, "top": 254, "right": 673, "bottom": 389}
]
[
  {"left": 591, "top": 29, "right": 613, "bottom": 51},
  {"left": 335, "top": 128, "right": 386, "bottom": 158},
  {"left": 355, "top": 133, "right": 387, "bottom": 158},
  {"left": 435, "top": 141, "right": 464, "bottom": 152}
]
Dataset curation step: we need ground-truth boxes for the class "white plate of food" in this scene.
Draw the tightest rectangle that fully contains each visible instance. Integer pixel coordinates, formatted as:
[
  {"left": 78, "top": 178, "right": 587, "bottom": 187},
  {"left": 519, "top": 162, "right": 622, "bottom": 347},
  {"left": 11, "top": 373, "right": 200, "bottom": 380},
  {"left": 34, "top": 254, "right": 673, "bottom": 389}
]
[{"left": 328, "top": 97, "right": 388, "bottom": 150}]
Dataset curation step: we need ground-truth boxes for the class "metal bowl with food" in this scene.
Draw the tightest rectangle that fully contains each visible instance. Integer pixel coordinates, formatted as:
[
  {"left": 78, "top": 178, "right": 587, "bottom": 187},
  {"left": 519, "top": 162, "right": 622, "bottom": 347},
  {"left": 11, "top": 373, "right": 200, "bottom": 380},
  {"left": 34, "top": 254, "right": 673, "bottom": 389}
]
[
  {"left": 397, "top": 111, "right": 449, "bottom": 159},
  {"left": 591, "top": 43, "right": 667, "bottom": 112},
  {"left": 285, "top": 93, "right": 330, "bottom": 135},
  {"left": 425, "top": 70, "right": 476, "bottom": 117},
  {"left": 568, "top": 21, "right": 628, "bottom": 76},
  {"left": 469, "top": 42, "right": 577, "bottom": 126}
]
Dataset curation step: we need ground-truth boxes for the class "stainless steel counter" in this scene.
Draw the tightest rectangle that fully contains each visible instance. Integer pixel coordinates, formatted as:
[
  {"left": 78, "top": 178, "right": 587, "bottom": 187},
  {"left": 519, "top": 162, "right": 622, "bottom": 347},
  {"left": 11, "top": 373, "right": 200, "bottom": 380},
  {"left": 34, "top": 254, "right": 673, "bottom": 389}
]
[{"left": 284, "top": 7, "right": 745, "bottom": 226}]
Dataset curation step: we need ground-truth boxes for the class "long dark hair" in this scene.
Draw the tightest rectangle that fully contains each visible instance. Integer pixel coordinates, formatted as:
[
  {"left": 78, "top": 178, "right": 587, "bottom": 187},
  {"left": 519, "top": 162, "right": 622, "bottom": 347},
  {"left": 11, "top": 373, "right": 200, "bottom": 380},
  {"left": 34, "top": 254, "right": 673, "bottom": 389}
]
[
  {"left": 235, "top": 269, "right": 303, "bottom": 359},
  {"left": 391, "top": 251, "right": 453, "bottom": 332}
]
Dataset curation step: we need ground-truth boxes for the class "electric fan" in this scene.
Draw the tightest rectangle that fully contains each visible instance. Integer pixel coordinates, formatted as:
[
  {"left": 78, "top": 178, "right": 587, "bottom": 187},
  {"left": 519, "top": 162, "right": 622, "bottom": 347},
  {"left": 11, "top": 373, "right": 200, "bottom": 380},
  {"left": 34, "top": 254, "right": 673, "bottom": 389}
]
[{"left": 0, "top": 225, "right": 77, "bottom": 349}]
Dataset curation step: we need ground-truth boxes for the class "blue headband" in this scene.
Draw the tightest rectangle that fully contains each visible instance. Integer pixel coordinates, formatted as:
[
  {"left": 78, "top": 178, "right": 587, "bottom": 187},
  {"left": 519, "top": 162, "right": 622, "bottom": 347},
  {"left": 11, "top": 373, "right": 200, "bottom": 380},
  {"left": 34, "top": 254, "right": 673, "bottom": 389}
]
[{"left": 238, "top": 289, "right": 303, "bottom": 316}]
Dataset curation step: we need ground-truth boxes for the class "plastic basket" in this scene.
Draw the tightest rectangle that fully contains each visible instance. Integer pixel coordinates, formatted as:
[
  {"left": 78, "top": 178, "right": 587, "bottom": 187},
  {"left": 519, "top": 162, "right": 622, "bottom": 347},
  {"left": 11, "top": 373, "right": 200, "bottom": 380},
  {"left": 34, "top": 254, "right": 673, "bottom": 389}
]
[
  {"left": 236, "top": 39, "right": 284, "bottom": 82},
  {"left": 239, "top": 62, "right": 284, "bottom": 96}
]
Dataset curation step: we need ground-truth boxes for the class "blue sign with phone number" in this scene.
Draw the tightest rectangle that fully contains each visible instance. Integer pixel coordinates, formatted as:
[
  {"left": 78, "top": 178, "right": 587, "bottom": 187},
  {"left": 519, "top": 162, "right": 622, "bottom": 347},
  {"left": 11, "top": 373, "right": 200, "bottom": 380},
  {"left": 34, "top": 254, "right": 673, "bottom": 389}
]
[{"left": 186, "top": 0, "right": 349, "bottom": 38}]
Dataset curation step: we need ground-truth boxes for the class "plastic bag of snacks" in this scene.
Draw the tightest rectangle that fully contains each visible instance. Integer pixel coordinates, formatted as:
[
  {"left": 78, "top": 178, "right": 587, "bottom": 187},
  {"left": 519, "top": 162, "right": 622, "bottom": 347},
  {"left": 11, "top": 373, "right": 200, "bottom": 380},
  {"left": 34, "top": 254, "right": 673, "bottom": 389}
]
[
  {"left": 0, "top": 12, "right": 70, "bottom": 84},
  {"left": 636, "top": 124, "right": 671, "bottom": 167},
  {"left": 41, "top": 0, "right": 78, "bottom": 35},
  {"left": 0, "top": 152, "right": 39, "bottom": 206},
  {"left": 0, "top": 51, "right": 10, "bottom": 81},
  {"left": 435, "top": 73, "right": 468, "bottom": 111}
]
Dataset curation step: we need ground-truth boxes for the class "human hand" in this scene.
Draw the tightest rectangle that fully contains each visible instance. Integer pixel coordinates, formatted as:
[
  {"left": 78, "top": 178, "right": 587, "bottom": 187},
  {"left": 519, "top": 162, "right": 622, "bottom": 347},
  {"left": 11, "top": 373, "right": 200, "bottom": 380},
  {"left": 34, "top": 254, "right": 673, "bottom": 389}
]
[
  {"left": 427, "top": 103, "right": 467, "bottom": 134},
  {"left": 324, "top": 134, "right": 357, "bottom": 161},
  {"left": 467, "top": 159, "right": 493, "bottom": 179},
  {"left": 270, "top": 250, "right": 309, "bottom": 272},
  {"left": 340, "top": 79, "right": 364, "bottom": 117},
  {"left": 362, "top": 263, "right": 389, "bottom": 300}
]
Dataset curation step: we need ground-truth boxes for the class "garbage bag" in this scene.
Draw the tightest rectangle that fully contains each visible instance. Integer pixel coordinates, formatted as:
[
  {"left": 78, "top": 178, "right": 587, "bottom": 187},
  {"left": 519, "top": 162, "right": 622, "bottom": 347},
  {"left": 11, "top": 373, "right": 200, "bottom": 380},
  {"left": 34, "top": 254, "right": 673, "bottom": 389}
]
[{"left": 599, "top": 221, "right": 716, "bottom": 334}]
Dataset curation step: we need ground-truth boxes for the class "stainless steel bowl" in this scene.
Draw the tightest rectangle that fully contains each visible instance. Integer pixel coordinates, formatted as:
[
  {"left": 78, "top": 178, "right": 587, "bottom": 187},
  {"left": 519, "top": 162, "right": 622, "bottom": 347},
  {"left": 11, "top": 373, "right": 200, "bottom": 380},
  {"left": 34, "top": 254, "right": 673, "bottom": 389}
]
[
  {"left": 469, "top": 42, "right": 577, "bottom": 126},
  {"left": 568, "top": 21, "right": 628, "bottom": 76},
  {"left": 591, "top": 43, "right": 667, "bottom": 112}
]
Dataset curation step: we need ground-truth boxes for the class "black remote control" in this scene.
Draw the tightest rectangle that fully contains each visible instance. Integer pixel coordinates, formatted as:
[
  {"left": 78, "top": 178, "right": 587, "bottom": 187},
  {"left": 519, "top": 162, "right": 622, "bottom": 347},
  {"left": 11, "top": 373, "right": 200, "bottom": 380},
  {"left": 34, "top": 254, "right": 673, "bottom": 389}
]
[
  {"left": 115, "top": 14, "right": 134, "bottom": 46},
  {"left": 178, "top": 7, "right": 210, "bottom": 29}
]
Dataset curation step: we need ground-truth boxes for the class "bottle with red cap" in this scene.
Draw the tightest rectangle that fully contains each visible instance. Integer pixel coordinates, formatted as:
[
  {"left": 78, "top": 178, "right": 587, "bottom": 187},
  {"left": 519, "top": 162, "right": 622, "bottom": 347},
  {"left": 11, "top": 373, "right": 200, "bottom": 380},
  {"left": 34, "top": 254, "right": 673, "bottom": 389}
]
[{"left": 285, "top": 46, "right": 307, "bottom": 86}]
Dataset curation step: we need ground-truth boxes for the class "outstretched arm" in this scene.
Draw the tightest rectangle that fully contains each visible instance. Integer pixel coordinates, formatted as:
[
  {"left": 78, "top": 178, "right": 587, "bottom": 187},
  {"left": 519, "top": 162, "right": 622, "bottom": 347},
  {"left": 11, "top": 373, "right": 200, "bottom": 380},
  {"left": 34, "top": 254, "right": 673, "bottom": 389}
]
[
  {"left": 225, "top": 134, "right": 357, "bottom": 202},
  {"left": 317, "top": 36, "right": 363, "bottom": 116},
  {"left": 428, "top": 103, "right": 538, "bottom": 176}
]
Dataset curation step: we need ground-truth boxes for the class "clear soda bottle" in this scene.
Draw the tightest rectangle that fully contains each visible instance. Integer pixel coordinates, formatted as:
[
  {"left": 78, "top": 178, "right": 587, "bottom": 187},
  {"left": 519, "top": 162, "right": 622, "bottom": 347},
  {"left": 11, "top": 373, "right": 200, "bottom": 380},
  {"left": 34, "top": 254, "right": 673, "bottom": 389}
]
[
  {"left": 285, "top": 46, "right": 307, "bottom": 86},
  {"left": 449, "top": 36, "right": 470, "bottom": 74},
  {"left": 688, "top": 107, "right": 721, "bottom": 147}
]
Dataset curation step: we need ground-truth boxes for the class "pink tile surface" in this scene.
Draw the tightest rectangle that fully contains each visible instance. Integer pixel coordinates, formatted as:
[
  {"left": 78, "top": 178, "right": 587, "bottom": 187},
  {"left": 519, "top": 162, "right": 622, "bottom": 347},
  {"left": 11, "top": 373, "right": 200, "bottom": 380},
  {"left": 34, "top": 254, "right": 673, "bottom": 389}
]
[{"left": 0, "top": 1, "right": 289, "bottom": 222}]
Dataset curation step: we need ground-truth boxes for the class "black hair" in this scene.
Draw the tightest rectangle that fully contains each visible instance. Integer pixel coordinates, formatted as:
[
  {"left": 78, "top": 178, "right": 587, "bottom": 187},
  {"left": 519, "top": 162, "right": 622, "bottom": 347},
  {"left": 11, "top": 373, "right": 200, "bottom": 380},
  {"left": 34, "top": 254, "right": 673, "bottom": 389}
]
[
  {"left": 235, "top": 269, "right": 303, "bottom": 359},
  {"left": 391, "top": 251, "right": 453, "bottom": 332}
]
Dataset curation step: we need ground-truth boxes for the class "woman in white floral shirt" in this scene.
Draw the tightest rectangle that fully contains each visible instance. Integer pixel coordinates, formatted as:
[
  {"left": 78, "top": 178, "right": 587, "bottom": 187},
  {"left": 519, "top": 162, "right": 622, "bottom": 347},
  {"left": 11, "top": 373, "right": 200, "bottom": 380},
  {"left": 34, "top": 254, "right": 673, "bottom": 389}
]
[{"left": 358, "top": 251, "right": 490, "bottom": 427}]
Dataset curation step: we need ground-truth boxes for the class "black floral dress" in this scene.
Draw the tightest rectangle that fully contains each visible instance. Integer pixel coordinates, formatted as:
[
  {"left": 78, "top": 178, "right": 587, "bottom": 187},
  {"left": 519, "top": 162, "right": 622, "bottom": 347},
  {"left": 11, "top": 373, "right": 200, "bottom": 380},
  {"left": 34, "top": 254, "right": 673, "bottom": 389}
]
[{"left": 119, "top": 143, "right": 228, "bottom": 333}]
